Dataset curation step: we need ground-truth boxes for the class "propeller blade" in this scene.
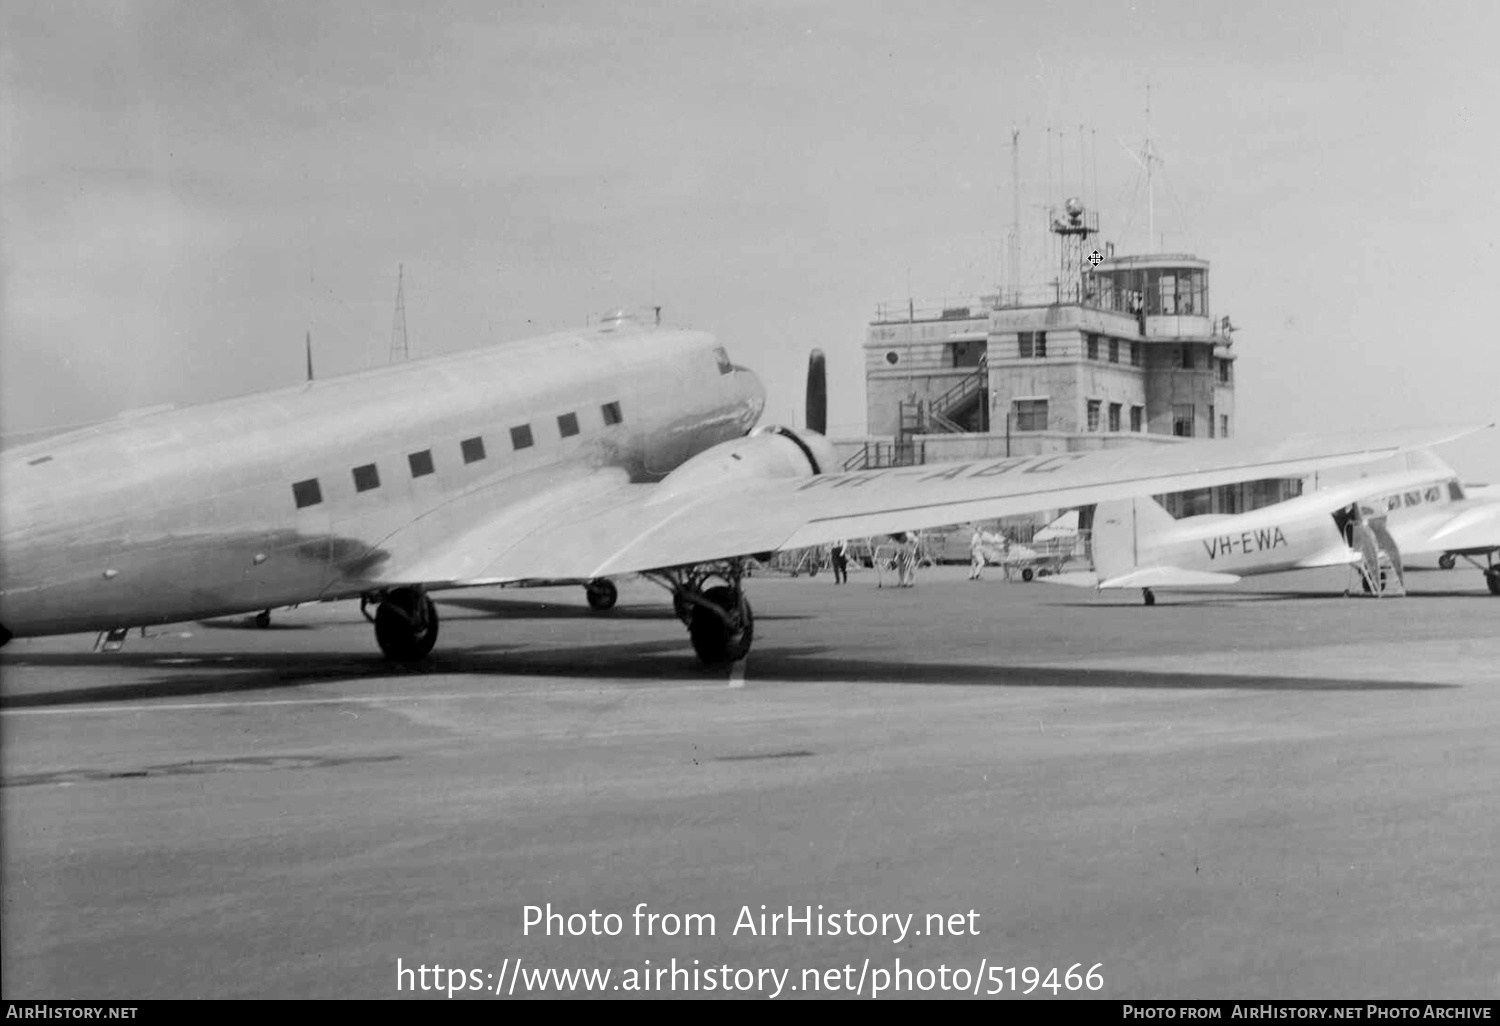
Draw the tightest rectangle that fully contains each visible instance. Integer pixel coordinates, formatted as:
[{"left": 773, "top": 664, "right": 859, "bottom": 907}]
[{"left": 805, "top": 349, "right": 827, "bottom": 435}]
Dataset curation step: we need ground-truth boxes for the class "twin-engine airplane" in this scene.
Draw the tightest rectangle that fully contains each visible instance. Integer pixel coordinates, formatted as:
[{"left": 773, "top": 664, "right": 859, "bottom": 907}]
[
  {"left": 1051, "top": 451, "right": 1500, "bottom": 603},
  {"left": 0, "top": 314, "right": 1479, "bottom": 664}
]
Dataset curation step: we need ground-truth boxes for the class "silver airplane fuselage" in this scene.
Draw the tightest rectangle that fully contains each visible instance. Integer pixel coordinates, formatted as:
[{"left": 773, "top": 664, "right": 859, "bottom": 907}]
[{"left": 0, "top": 323, "right": 765, "bottom": 639}]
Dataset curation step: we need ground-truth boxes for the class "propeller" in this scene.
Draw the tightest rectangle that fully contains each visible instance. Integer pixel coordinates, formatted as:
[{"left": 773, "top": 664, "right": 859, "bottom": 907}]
[{"left": 805, "top": 349, "right": 827, "bottom": 435}]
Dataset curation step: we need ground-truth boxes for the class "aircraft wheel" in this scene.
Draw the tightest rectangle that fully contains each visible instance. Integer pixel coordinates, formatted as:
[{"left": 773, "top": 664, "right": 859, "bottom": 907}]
[
  {"left": 1021, "top": 567, "right": 1034, "bottom": 582},
  {"left": 254, "top": 610, "right": 272, "bottom": 629},
  {"left": 375, "top": 589, "right": 439, "bottom": 662},
  {"left": 1438, "top": 553, "right": 1457, "bottom": 570},
  {"left": 585, "top": 579, "right": 618, "bottom": 611},
  {"left": 1143, "top": 588, "right": 1156, "bottom": 607},
  {"left": 1486, "top": 569, "right": 1500, "bottom": 596},
  {"left": 688, "top": 586, "right": 753, "bottom": 665}
]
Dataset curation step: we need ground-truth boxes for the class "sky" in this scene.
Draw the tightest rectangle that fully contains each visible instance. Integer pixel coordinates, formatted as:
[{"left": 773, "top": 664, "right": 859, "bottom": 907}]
[{"left": 3, "top": 0, "right": 1497, "bottom": 480}]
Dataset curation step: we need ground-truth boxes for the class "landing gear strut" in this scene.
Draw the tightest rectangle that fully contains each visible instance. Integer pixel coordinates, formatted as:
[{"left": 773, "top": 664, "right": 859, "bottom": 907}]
[
  {"left": 362, "top": 587, "right": 439, "bottom": 662},
  {"left": 585, "top": 578, "right": 618, "bottom": 611},
  {"left": 644, "top": 560, "right": 754, "bottom": 665},
  {"left": 1452, "top": 552, "right": 1500, "bottom": 596}
]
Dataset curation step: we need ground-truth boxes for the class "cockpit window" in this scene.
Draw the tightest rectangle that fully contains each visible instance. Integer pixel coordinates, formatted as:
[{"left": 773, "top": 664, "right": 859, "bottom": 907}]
[
  {"left": 713, "top": 347, "right": 733, "bottom": 375},
  {"left": 1448, "top": 481, "right": 1466, "bottom": 501}
]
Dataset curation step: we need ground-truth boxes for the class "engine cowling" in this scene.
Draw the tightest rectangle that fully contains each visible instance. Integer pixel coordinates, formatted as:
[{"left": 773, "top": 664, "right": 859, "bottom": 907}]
[{"left": 651, "top": 426, "right": 838, "bottom": 503}]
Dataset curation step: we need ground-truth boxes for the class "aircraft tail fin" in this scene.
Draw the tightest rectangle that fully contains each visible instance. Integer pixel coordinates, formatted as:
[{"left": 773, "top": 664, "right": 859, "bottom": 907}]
[{"left": 1090, "top": 495, "right": 1178, "bottom": 581}]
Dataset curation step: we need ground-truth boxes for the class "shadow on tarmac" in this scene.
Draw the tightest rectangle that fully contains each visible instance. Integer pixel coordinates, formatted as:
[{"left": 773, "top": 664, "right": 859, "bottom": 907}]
[{"left": 0, "top": 638, "right": 1451, "bottom": 710}]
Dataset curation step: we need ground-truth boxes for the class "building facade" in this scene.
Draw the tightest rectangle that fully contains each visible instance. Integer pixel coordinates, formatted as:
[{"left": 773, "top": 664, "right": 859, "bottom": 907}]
[{"left": 853, "top": 243, "right": 1295, "bottom": 517}]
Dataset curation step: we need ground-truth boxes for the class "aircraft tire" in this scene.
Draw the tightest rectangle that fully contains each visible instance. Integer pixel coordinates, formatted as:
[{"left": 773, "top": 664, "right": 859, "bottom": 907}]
[
  {"left": 688, "top": 586, "right": 753, "bottom": 665},
  {"left": 1021, "top": 567, "right": 1034, "bottom": 582},
  {"left": 1143, "top": 588, "right": 1156, "bottom": 607},
  {"left": 375, "top": 589, "right": 439, "bottom": 662},
  {"left": 254, "top": 610, "right": 272, "bottom": 629},
  {"left": 1438, "top": 553, "right": 1457, "bottom": 570},
  {"left": 585, "top": 579, "right": 618, "bottom": 611},
  {"left": 1486, "top": 569, "right": 1500, "bottom": 596}
]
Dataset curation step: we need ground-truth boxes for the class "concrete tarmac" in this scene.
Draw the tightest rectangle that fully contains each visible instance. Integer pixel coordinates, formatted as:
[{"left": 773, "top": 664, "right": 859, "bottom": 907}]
[{"left": 2, "top": 562, "right": 1496, "bottom": 999}]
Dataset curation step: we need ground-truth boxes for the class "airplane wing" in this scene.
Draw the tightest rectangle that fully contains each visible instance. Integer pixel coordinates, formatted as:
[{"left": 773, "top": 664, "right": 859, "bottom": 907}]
[{"left": 363, "top": 425, "right": 1482, "bottom": 588}]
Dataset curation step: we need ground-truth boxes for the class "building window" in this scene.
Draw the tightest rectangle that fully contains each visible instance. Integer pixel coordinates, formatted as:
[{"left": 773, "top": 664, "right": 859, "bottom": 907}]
[
  {"left": 1172, "top": 403, "right": 1196, "bottom": 438},
  {"left": 1219, "top": 414, "right": 1229, "bottom": 439},
  {"left": 1109, "top": 402, "right": 1122, "bottom": 432},
  {"left": 292, "top": 478, "right": 322, "bottom": 508},
  {"left": 461, "top": 436, "right": 487, "bottom": 464},
  {"left": 1130, "top": 342, "right": 1141, "bottom": 367},
  {"left": 1218, "top": 358, "right": 1232, "bottom": 384},
  {"left": 1209, "top": 404, "right": 1216, "bottom": 438},
  {"left": 1086, "top": 399, "right": 1101, "bottom": 432},
  {"left": 1130, "top": 406, "right": 1143, "bottom": 432},
  {"left": 1109, "top": 338, "right": 1120, "bottom": 364},
  {"left": 1181, "top": 346, "right": 1195, "bottom": 370},
  {"left": 1086, "top": 334, "right": 1099, "bottom": 360},
  {"left": 1019, "top": 331, "right": 1047, "bottom": 359},
  {"left": 408, "top": 449, "right": 435, "bottom": 477},
  {"left": 352, "top": 463, "right": 380, "bottom": 492},
  {"left": 510, "top": 424, "right": 534, "bottom": 450},
  {"left": 601, "top": 401, "right": 623, "bottom": 425},
  {"left": 949, "top": 339, "right": 985, "bottom": 367},
  {"left": 557, "top": 412, "right": 579, "bottom": 438},
  {"left": 885, "top": 351, "right": 899, "bottom": 365},
  {"left": 1013, "top": 399, "right": 1048, "bottom": 431}
]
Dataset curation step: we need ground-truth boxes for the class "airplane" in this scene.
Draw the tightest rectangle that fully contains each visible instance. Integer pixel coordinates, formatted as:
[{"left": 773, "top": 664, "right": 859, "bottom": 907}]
[
  {"left": 1048, "top": 451, "right": 1500, "bottom": 604},
  {"left": 0, "top": 311, "right": 1481, "bottom": 664}
]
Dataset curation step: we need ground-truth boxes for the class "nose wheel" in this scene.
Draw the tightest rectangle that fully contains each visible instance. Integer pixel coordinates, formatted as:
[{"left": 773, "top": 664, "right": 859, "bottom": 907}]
[{"left": 585, "top": 578, "right": 618, "bottom": 611}]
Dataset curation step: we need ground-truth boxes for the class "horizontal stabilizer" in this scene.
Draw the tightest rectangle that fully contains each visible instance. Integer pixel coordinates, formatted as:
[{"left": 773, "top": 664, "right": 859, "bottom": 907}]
[
  {"left": 1425, "top": 506, "right": 1500, "bottom": 554},
  {"left": 1097, "top": 566, "right": 1242, "bottom": 590}
]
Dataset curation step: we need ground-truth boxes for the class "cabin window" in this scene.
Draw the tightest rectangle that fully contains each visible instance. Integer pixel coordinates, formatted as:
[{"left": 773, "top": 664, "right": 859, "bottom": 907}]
[
  {"left": 1424, "top": 486, "right": 1441, "bottom": 502},
  {"left": 1086, "top": 399, "right": 1101, "bottom": 432},
  {"left": 1403, "top": 491, "right": 1422, "bottom": 508},
  {"left": 352, "top": 463, "right": 380, "bottom": 492},
  {"left": 461, "top": 436, "right": 487, "bottom": 464},
  {"left": 557, "top": 412, "right": 580, "bottom": 438},
  {"left": 601, "top": 401, "right": 623, "bottom": 426},
  {"left": 408, "top": 449, "right": 435, "bottom": 477},
  {"left": 1108, "top": 402, "right": 1122, "bottom": 432},
  {"left": 714, "top": 347, "right": 733, "bottom": 375},
  {"left": 292, "top": 478, "right": 323, "bottom": 508},
  {"left": 510, "top": 424, "right": 534, "bottom": 450},
  {"left": 1012, "top": 399, "right": 1048, "bottom": 431},
  {"left": 1172, "top": 403, "right": 1195, "bottom": 438}
]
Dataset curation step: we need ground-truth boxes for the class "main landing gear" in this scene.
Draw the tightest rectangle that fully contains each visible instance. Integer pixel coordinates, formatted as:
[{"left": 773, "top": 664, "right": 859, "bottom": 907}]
[
  {"left": 584, "top": 578, "right": 618, "bottom": 611},
  {"left": 362, "top": 587, "right": 439, "bottom": 662},
  {"left": 643, "top": 559, "right": 754, "bottom": 665},
  {"left": 1449, "top": 552, "right": 1500, "bottom": 596},
  {"left": 1142, "top": 588, "right": 1157, "bottom": 607}
]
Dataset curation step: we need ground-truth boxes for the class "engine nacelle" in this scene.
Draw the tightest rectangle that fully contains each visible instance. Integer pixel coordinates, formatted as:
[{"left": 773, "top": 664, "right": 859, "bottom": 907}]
[{"left": 651, "top": 426, "right": 839, "bottom": 504}]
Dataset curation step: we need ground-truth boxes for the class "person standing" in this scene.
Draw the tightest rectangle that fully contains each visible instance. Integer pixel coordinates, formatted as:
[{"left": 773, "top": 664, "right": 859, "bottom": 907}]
[
  {"left": 968, "top": 525, "right": 986, "bottom": 580},
  {"left": 830, "top": 538, "right": 849, "bottom": 585}
]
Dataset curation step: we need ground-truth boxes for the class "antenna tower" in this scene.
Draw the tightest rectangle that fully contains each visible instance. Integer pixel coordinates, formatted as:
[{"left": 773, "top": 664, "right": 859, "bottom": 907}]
[{"left": 390, "top": 264, "right": 409, "bottom": 362}]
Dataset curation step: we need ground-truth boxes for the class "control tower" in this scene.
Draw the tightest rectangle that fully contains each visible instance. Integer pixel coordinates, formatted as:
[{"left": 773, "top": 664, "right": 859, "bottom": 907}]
[{"left": 856, "top": 200, "right": 1290, "bottom": 517}]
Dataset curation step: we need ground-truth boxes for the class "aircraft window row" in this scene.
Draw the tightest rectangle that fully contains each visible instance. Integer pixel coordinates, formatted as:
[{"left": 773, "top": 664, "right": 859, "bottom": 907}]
[
  {"left": 352, "top": 463, "right": 380, "bottom": 492},
  {"left": 289, "top": 401, "right": 625, "bottom": 509}
]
